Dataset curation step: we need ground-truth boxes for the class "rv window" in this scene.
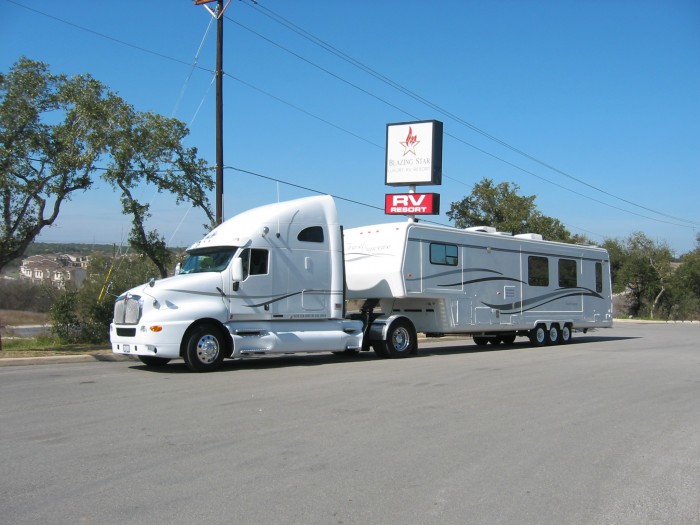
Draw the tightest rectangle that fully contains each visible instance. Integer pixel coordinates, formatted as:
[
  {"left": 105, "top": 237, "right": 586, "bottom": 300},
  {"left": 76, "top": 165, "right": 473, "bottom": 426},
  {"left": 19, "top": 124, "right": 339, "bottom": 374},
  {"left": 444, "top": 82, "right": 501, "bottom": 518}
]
[
  {"left": 239, "top": 248, "right": 269, "bottom": 279},
  {"left": 297, "top": 226, "right": 324, "bottom": 243},
  {"left": 558, "top": 259, "right": 578, "bottom": 288},
  {"left": 528, "top": 256, "right": 549, "bottom": 286},
  {"left": 595, "top": 262, "right": 603, "bottom": 293},
  {"left": 430, "top": 243, "right": 458, "bottom": 266}
]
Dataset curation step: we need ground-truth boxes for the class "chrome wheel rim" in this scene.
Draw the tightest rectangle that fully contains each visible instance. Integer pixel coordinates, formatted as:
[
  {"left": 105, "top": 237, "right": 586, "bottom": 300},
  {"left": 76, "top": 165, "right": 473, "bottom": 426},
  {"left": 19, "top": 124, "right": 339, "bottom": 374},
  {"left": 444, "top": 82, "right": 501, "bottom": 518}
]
[
  {"left": 549, "top": 327, "right": 559, "bottom": 342},
  {"left": 196, "top": 334, "right": 220, "bottom": 364},
  {"left": 392, "top": 327, "right": 410, "bottom": 352}
]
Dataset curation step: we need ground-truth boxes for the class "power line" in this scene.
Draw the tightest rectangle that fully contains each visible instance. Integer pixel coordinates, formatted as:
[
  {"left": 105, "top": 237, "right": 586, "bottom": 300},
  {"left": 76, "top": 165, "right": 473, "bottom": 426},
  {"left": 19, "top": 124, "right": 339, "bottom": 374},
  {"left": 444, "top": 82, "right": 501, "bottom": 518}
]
[
  {"left": 218, "top": 33, "right": 697, "bottom": 231},
  {"left": 240, "top": 0, "right": 700, "bottom": 228},
  {"left": 7, "top": 0, "right": 697, "bottom": 235},
  {"left": 222, "top": 72, "right": 383, "bottom": 149},
  {"left": 172, "top": 16, "right": 216, "bottom": 120},
  {"left": 5, "top": 0, "right": 211, "bottom": 73}
]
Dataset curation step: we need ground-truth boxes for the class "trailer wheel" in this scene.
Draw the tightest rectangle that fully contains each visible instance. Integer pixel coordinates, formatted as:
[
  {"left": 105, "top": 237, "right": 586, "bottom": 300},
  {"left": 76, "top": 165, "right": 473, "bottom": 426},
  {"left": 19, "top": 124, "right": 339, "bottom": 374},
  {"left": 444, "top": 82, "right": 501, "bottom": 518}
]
[
  {"left": 183, "top": 323, "right": 225, "bottom": 372},
  {"left": 137, "top": 356, "right": 171, "bottom": 367},
  {"left": 473, "top": 336, "right": 489, "bottom": 346},
  {"left": 379, "top": 318, "right": 417, "bottom": 358},
  {"left": 529, "top": 324, "right": 547, "bottom": 346},
  {"left": 547, "top": 324, "right": 561, "bottom": 345},
  {"left": 561, "top": 324, "right": 572, "bottom": 344},
  {"left": 501, "top": 335, "right": 516, "bottom": 345}
]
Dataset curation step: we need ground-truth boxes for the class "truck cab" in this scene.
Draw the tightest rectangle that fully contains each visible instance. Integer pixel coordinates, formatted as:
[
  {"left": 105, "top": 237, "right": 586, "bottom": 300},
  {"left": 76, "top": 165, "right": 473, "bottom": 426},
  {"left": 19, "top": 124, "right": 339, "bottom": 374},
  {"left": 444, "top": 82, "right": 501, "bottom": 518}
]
[{"left": 111, "top": 196, "right": 364, "bottom": 371}]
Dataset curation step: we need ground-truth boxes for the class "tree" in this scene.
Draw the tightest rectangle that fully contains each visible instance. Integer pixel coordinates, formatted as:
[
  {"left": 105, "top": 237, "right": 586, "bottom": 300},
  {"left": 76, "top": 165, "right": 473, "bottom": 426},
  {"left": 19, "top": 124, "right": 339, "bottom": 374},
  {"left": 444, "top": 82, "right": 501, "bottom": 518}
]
[
  {"left": 603, "top": 232, "right": 674, "bottom": 319},
  {"left": 1, "top": 58, "right": 214, "bottom": 277},
  {"left": 101, "top": 102, "right": 215, "bottom": 278},
  {"left": 666, "top": 244, "right": 700, "bottom": 320},
  {"left": 50, "top": 251, "right": 164, "bottom": 344},
  {"left": 0, "top": 58, "right": 113, "bottom": 273},
  {"left": 446, "top": 178, "right": 587, "bottom": 243}
]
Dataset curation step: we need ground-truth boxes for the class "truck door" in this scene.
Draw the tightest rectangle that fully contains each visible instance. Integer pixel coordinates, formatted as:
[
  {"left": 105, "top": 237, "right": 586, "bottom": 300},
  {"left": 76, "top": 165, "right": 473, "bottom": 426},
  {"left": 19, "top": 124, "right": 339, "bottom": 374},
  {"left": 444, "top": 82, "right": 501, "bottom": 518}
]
[{"left": 229, "top": 248, "right": 274, "bottom": 319}]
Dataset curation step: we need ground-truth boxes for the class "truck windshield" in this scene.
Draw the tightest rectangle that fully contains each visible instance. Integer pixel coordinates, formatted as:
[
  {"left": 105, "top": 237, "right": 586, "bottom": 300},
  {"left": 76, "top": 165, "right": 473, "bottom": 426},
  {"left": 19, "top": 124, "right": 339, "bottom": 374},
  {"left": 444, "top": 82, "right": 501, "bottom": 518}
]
[{"left": 180, "top": 248, "right": 236, "bottom": 274}]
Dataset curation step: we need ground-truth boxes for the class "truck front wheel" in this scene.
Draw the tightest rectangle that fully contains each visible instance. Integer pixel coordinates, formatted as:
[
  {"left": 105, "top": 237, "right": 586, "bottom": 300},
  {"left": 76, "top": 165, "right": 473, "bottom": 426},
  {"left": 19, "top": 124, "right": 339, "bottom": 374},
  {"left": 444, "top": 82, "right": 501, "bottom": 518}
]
[{"left": 183, "top": 324, "right": 225, "bottom": 372}]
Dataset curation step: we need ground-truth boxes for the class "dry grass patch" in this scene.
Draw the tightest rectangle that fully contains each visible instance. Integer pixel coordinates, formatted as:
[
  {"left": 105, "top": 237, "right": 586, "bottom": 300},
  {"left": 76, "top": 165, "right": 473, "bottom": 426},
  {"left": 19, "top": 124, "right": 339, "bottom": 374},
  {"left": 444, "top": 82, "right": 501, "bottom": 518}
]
[{"left": 0, "top": 309, "right": 50, "bottom": 326}]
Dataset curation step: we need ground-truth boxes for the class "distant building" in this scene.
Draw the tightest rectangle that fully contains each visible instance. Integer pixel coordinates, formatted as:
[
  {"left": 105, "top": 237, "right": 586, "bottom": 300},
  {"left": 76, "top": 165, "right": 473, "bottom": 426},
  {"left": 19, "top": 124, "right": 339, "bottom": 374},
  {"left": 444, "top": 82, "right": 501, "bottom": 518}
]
[{"left": 19, "top": 254, "right": 88, "bottom": 289}]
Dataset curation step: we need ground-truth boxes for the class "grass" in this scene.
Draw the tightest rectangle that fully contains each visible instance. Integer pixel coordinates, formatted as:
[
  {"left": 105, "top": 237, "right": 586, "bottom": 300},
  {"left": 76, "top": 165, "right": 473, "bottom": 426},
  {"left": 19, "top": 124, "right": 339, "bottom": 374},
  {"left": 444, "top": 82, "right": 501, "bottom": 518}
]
[
  {"left": 0, "top": 333, "right": 110, "bottom": 357},
  {"left": 0, "top": 309, "right": 110, "bottom": 358}
]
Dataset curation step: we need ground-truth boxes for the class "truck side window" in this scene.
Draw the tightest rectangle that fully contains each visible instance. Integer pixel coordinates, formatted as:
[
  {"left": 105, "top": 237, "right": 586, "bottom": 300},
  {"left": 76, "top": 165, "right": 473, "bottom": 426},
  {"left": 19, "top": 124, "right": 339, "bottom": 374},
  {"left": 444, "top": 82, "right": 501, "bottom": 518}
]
[
  {"left": 298, "top": 226, "right": 324, "bottom": 243},
  {"left": 558, "top": 259, "right": 578, "bottom": 288},
  {"left": 240, "top": 249, "right": 269, "bottom": 279},
  {"left": 528, "top": 256, "right": 549, "bottom": 287},
  {"left": 430, "top": 243, "right": 458, "bottom": 266}
]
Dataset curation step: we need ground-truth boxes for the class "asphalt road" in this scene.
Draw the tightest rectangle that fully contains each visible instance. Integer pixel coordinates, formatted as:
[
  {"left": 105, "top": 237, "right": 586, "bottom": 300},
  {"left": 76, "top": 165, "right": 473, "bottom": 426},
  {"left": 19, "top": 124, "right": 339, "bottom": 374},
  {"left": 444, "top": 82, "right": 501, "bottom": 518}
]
[{"left": 1, "top": 322, "right": 699, "bottom": 525}]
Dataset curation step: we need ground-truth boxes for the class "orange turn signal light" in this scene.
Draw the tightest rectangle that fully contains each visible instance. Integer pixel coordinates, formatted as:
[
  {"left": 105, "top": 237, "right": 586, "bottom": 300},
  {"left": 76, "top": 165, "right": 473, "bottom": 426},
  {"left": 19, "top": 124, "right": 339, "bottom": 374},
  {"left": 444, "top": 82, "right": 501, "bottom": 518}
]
[{"left": 149, "top": 325, "right": 163, "bottom": 333}]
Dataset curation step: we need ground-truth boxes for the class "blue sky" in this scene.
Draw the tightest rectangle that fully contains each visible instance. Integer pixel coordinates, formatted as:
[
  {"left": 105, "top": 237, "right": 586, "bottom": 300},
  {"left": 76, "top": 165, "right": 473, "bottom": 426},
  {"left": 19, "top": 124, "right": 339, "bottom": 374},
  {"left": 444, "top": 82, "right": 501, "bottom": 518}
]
[{"left": 2, "top": 0, "right": 699, "bottom": 254}]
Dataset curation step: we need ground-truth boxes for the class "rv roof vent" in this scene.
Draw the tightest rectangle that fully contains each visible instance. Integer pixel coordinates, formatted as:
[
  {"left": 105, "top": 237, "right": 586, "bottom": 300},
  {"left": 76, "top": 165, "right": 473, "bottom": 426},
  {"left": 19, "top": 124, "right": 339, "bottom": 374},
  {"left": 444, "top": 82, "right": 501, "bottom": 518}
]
[
  {"left": 492, "top": 231, "right": 513, "bottom": 236},
  {"left": 465, "top": 226, "right": 497, "bottom": 234},
  {"left": 514, "top": 233, "right": 543, "bottom": 241}
]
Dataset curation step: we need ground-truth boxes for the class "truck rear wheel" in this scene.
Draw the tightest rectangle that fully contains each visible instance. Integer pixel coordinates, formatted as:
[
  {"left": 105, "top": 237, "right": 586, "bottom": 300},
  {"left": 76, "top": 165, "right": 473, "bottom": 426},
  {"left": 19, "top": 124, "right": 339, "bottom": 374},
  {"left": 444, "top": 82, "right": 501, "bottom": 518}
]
[
  {"left": 380, "top": 318, "right": 417, "bottom": 358},
  {"left": 183, "top": 324, "right": 225, "bottom": 372}
]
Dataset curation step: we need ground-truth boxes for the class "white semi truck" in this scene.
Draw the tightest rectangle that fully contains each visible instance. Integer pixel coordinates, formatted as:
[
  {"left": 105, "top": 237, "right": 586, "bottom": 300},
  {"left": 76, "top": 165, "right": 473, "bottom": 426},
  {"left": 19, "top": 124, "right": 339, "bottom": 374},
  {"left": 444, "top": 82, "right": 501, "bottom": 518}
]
[{"left": 111, "top": 195, "right": 613, "bottom": 371}]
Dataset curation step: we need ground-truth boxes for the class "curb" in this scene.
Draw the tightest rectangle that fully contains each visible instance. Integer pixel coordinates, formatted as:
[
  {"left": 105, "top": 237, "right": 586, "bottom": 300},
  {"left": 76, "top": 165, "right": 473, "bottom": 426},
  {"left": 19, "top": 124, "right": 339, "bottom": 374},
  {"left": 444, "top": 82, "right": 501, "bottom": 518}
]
[{"left": 0, "top": 353, "right": 138, "bottom": 367}]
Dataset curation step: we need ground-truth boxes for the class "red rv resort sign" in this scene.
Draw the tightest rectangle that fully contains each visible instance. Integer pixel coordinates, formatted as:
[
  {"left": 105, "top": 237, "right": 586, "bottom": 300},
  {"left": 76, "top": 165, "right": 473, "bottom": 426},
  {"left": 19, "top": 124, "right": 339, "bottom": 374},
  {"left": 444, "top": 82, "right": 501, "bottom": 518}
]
[{"left": 384, "top": 193, "right": 440, "bottom": 215}]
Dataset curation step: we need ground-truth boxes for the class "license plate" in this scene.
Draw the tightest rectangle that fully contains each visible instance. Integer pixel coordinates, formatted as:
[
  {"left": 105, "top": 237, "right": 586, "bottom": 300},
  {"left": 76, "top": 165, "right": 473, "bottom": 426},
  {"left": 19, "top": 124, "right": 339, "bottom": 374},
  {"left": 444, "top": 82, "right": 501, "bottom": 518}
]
[{"left": 123, "top": 344, "right": 130, "bottom": 353}]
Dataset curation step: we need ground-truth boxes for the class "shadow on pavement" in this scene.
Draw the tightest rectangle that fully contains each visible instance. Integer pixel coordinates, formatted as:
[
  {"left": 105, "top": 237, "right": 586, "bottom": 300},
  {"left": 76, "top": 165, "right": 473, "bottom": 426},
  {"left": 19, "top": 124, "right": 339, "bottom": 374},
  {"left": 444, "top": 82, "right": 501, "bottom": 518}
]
[{"left": 129, "top": 333, "right": 641, "bottom": 373}]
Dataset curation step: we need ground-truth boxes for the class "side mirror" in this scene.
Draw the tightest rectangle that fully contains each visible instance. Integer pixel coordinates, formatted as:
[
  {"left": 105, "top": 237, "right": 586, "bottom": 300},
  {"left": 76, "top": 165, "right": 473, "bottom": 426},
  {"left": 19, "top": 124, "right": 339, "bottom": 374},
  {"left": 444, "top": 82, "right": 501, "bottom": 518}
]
[
  {"left": 174, "top": 263, "right": 181, "bottom": 275},
  {"left": 231, "top": 257, "right": 243, "bottom": 291}
]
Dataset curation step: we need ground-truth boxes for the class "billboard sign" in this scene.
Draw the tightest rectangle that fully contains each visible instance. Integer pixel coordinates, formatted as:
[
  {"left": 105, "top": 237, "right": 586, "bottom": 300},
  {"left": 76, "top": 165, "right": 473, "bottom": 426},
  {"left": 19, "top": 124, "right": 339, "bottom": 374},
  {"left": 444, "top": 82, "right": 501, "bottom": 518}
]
[{"left": 385, "top": 120, "right": 443, "bottom": 186}]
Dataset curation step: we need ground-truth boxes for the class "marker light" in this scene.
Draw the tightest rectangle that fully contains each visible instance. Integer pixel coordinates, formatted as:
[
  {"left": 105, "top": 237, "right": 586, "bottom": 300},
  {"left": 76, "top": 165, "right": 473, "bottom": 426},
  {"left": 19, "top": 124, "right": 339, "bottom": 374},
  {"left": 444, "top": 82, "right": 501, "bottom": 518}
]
[{"left": 149, "top": 326, "right": 163, "bottom": 333}]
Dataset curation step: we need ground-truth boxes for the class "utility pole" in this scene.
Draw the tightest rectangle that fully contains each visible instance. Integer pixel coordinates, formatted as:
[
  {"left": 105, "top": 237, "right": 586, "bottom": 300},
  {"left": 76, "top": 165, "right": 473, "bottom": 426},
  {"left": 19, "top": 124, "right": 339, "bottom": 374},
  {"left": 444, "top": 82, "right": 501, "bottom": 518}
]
[
  {"left": 215, "top": 0, "right": 224, "bottom": 225},
  {"left": 195, "top": 0, "right": 229, "bottom": 225}
]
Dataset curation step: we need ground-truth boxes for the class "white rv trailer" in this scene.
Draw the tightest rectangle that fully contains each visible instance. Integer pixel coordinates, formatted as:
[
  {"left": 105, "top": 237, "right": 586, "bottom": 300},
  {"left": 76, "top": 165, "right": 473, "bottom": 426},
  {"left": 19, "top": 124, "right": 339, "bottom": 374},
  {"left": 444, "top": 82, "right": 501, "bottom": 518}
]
[
  {"left": 110, "top": 195, "right": 612, "bottom": 371},
  {"left": 343, "top": 220, "right": 613, "bottom": 347}
]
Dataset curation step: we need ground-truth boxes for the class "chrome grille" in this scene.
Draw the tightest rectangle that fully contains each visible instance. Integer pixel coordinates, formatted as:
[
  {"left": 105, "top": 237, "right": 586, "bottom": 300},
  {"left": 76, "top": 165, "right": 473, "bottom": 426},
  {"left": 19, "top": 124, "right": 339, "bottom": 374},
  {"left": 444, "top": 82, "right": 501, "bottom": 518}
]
[{"left": 114, "top": 294, "right": 141, "bottom": 325}]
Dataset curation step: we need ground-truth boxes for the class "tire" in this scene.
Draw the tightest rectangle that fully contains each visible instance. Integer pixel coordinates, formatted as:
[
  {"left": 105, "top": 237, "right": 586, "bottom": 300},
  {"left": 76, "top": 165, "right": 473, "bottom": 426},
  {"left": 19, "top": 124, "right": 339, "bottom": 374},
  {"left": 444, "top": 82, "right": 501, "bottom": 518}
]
[
  {"left": 372, "top": 343, "right": 389, "bottom": 358},
  {"left": 473, "top": 336, "right": 490, "bottom": 347},
  {"left": 137, "top": 355, "right": 171, "bottom": 367},
  {"left": 561, "top": 324, "right": 572, "bottom": 344},
  {"left": 547, "top": 324, "right": 561, "bottom": 345},
  {"left": 500, "top": 335, "right": 516, "bottom": 345},
  {"left": 529, "top": 324, "right": 547, "bottom": 347},
  {"left": 183, "top": 324, "right": 226, "bottom": 372},
  {"left": 377, "top": 318, "right": 417, "bottom": 358}
]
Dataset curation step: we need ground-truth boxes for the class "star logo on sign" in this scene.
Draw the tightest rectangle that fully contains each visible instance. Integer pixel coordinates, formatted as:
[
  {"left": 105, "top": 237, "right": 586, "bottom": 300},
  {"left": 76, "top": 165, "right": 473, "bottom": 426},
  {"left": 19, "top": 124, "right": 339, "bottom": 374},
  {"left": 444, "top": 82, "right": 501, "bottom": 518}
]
[{"left": 400, "top": 126, "right": 420, "bottom": 156}]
